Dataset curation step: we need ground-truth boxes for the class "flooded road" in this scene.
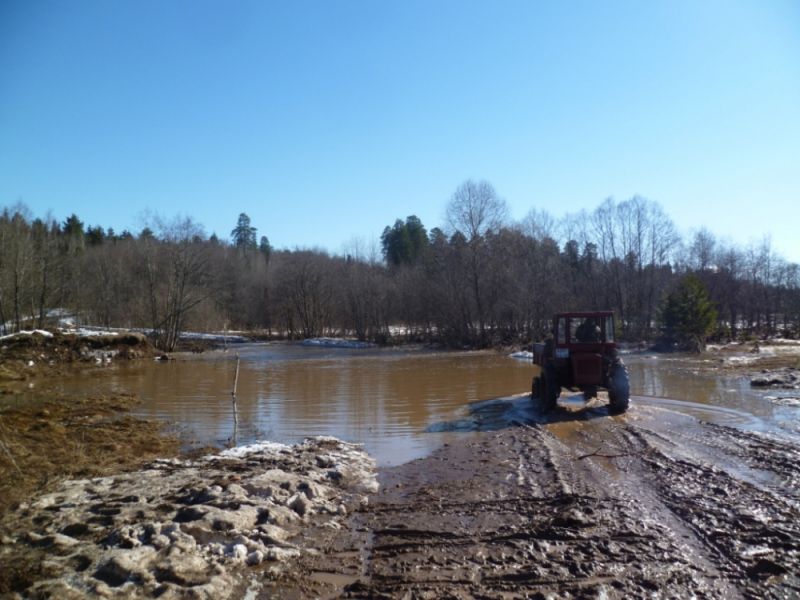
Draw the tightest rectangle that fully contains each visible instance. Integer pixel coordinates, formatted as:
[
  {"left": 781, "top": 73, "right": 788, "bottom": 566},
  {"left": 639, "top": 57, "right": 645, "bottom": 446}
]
[
  {"left": 15, "top": 343, "right": 800, "bottom": 465},
  {"left": 4, "top": 344, "right": 800, "bottom": 598}
]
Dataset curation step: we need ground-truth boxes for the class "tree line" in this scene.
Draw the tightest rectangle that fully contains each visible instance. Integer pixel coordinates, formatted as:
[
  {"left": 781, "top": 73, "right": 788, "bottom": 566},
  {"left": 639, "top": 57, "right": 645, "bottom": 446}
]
[{"left": 2, "top": 181, "right": 798, "bottom": 350}]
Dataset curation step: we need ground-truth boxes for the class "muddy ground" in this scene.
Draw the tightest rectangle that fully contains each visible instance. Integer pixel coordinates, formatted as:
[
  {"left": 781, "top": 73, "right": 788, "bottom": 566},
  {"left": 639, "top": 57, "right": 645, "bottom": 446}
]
[
  {"left": 263, "top": 399, "right": 800, "bottom": 599},
  {"left": 7, "top": 407, "right": 799, "bottom": 599},
  {"left": 2, "top": 341, "right": 800, "bottom": 598}
]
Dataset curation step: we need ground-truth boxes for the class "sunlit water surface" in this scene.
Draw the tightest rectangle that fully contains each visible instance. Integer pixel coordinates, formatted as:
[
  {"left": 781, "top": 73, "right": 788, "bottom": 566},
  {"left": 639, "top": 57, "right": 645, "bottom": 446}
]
[{"left": 14, "top": 344, "right": 800, "bottom": 465}]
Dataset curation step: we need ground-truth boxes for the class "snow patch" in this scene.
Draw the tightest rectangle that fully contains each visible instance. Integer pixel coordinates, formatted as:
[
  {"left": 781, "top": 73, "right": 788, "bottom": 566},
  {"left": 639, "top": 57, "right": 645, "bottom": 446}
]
[
  {"left": 7, "top": 437, "right": 377, "bottom": 599},
  {"left": 179, "top": 331, "right": 249, "bottom": 343},
  {"left": 724, "top": 355, "right": 759, "bottom": 365},
  {"left": 509, "top": 350, "right": 533, "bottom": 360},
  {"left": 218, "top": 440, "right": 289, "bottom": 458},
  {"left": 0, "top": 329, "right": 53, "bottom": 341},
  {"left": 301, "top": 337, "right": 374, "bottom": 349},
  {"left": 67, "top": 327, "right": 119, "bottom": 337}
]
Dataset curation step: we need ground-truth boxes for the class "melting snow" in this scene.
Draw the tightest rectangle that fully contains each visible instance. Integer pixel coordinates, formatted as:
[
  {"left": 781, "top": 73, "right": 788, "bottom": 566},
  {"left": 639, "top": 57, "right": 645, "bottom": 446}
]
[
  {"left": 302, "top": 337, "right": 374, "bottom": 349},
  {"left": 0, "top": 329, "right": 53, "bottom": 341}
]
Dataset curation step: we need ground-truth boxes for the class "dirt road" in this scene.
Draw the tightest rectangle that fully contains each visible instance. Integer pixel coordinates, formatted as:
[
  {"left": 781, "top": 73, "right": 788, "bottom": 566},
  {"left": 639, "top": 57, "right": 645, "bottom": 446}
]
[{"left": 266, "top": 398, "right": 800, "bottom": 599}]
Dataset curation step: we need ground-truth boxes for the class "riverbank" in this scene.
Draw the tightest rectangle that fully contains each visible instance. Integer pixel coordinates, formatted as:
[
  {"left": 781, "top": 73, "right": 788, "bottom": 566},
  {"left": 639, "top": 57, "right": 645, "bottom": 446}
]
[{"left": 0, "top": 330, "right": 155, "bottom": 382}]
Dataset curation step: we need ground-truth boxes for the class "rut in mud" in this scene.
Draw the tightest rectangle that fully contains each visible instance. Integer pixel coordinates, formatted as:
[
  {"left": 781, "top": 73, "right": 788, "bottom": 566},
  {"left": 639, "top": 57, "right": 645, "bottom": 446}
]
[{"left": 270, "top": 406, "right": 800, "bottom": 599}]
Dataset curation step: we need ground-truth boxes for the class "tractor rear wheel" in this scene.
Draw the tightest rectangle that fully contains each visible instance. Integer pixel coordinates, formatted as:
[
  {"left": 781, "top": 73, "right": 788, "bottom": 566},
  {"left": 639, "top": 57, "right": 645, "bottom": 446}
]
[
  {"left": 540, "top": 365, "right": 560, "bottom": 413},
  {"left": 607, "top": 363, "right": 630, "bottom": 414},
  {"left": 531, "top": 376, "right": 541, "bottom": 400}
]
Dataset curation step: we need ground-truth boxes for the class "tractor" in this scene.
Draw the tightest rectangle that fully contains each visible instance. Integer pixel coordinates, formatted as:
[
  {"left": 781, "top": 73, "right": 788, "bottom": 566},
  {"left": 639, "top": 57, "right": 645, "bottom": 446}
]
[{"left": 531, "top": 311, "right": 630, "bottom": 414}]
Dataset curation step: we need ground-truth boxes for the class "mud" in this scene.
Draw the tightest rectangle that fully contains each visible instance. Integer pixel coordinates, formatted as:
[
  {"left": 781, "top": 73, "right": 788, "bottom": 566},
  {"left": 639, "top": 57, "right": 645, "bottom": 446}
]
[
  {"left": 270, "top": 403, "right": 800, "bottom": 599},
  {"left": 750, "top": 367, "right": 800, "bottom": 389}
]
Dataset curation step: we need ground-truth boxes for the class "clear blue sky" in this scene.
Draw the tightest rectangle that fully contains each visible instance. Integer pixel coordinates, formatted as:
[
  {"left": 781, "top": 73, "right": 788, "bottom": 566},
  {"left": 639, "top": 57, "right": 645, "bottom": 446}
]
[{"left": 1, "top": 0, "right": 799, "bottom": 261}]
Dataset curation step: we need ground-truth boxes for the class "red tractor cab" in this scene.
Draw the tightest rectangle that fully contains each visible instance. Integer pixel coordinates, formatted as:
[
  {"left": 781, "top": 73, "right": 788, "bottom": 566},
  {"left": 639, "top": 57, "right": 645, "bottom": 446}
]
[{"left": 532, "top": 311, "right": 630, "bottom": 414}]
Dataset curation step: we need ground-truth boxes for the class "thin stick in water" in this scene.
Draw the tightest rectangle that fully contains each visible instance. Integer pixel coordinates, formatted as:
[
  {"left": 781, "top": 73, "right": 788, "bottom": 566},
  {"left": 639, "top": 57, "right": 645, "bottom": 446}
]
[{"left": 231, "top": 353, "right": 240, "bottom": 444}]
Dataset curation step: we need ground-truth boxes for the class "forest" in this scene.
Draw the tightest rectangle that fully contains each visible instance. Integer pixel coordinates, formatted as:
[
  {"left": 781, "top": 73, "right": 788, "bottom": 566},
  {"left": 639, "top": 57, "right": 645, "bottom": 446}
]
[{"left": 1, "top": 180, "right": 798, "bottom": 350}]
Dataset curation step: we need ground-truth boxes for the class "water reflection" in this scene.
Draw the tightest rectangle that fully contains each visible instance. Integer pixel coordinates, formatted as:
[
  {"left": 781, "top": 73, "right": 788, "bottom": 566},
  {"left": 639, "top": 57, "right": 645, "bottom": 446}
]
[
  {"left": 17, "top": 345, "right": 800, "bottom": 466},
  {"left": 45, "top": 345, "right": 533, "bottom": 465},
  {"left": 628, "top": 354, "right": 791, "bottom": 416}
]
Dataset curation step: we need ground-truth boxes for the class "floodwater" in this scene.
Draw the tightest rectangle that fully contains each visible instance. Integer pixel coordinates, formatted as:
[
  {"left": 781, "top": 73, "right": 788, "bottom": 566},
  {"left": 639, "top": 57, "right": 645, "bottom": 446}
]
[{"left": 22, "top": 344, "right": 800, "bottom": 465}]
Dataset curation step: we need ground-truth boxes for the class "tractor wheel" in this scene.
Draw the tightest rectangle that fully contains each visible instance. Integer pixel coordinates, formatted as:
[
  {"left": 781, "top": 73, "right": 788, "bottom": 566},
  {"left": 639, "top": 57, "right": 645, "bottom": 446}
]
[
  {"left": 607, "top": 363, "right": 630, "bottom": 415},
  {"left": 531, "top": 376, "right": 541, "bottom": 400},
  {"left": 540, "top": 365, "right": 560, "bottom": 413}
]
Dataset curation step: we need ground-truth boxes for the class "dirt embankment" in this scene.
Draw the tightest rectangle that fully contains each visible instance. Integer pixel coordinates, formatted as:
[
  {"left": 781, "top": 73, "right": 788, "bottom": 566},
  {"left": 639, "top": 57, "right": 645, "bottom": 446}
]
[
  {"left": 270, "top": 408, "right": 800, "bottom": 599},
  {"left": 0, "top": 331, "right": 154, "bottom": 382}
]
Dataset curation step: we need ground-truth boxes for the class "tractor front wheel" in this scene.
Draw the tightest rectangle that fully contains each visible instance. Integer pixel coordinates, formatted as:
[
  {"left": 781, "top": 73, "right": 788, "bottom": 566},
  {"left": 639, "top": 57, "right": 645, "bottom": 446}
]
[{"left": 607, "top": 363, "right": 630, "bottom": 415}]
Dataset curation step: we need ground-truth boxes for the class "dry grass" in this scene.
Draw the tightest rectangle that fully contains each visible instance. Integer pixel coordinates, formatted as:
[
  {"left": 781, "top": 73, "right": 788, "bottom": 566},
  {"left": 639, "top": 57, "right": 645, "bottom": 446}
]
[{"left": 0, "top": 393, "right": 180, "bottom": 516}]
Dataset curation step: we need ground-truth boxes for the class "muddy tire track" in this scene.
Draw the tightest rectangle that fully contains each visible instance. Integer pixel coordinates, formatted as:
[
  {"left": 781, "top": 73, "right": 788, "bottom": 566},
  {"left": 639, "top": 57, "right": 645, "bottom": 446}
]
[
  {"left": 628, "top": 425, "right": 800, "bottom": 599},
  {"left": 260, "top": 408, "right": 800, "bottom": 599}
]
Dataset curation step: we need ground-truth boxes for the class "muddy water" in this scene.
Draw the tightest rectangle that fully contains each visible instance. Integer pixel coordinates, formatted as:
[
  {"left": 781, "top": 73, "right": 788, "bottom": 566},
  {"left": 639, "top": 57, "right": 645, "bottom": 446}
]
[
  {"left": 627, "top": 354, "right": 800, "bottom": 434},
  {"left": 20, "top": 345, "right": 800, "bottom": 465},
  {"left": 38, "top": 345, "right": 532, "bottom": 465}
]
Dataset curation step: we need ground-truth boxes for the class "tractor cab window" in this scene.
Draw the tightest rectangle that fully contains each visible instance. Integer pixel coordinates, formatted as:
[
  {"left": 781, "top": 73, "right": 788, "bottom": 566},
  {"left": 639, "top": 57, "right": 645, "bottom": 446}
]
[
  {"left": 574, "top": 317, "right": 601, "bottom": 343},
  {"left": 604, "top": 316, "right": 615, "bottom": 342},
  {"left": 557, "top": 318, "right": 567, "bottom": 344}
]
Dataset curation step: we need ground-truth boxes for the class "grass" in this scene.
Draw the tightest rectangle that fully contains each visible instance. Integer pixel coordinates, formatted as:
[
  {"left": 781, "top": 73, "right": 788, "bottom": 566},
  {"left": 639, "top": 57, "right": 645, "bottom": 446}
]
[{"left": 0, "top": 393, "right": 180, "bottom": 516}]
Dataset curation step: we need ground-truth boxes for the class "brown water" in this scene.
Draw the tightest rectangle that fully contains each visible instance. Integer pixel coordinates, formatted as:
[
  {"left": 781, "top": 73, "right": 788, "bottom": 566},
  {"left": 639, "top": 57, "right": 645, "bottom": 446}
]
[
  {"left": 17, "top": 344, "right": 800, "bottom": 465},
  {"left": 38, "top": 344, "right": 534, "bottom": 465}
]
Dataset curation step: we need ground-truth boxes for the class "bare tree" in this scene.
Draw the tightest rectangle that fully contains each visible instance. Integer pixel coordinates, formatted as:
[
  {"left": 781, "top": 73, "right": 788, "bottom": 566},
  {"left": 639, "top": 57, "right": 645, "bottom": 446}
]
[
  {"left": 689, "top": 228, "right": 717, "bottom": 271},
  {"left": 0, "top": 206, "right": 34, "bottom": 332},
  {"left": 519, "top": 207, "right": 557, "bottom": 241},
  {"left": 446, "top": 180, "right": 509, "bottom": 241},
  {"left": 137, "top": 215, "right": 211, "bottom": 350},
  {"left": 444, "top": 180, "right": 510, "bottom": 344},
  {"left": 272, "top": 250, "right": 335, "bottom": 339}
]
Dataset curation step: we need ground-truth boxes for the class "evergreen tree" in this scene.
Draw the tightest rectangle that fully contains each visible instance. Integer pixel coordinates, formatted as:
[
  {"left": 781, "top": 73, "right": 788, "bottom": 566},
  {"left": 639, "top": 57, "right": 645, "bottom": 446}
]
[
  {"left": 62, "top": 214, "right": 85, "bottom": 254},
  {"left": 62, "top": 214, "right": 84, "bottom": 238},
  {"left": 659, "top": 274, "right": 718, "bottom": 352},
  {"left": 85, "top": 225, "right": 105, "bottom": 246},
  {"left": 259, "top": 236, "right": 272, "bottom": 263},
  {"left": 381, "top": 215, "right": 428, "bottom": 266},
  {"left": 404, "top": 215, "right": 428, "bottom": 260},
  {"left": 231, "top": 213, "right": 257, "bottom": 249}
]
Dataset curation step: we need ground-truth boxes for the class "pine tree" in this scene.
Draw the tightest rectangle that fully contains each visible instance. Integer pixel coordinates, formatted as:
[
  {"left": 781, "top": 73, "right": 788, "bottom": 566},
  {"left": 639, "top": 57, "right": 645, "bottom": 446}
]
[
  {"left": 231, "top": 213, "right": 257, "bottom": 249},
  {"left": 381, "top": 215, "right": 428, "bottom": 266}
]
